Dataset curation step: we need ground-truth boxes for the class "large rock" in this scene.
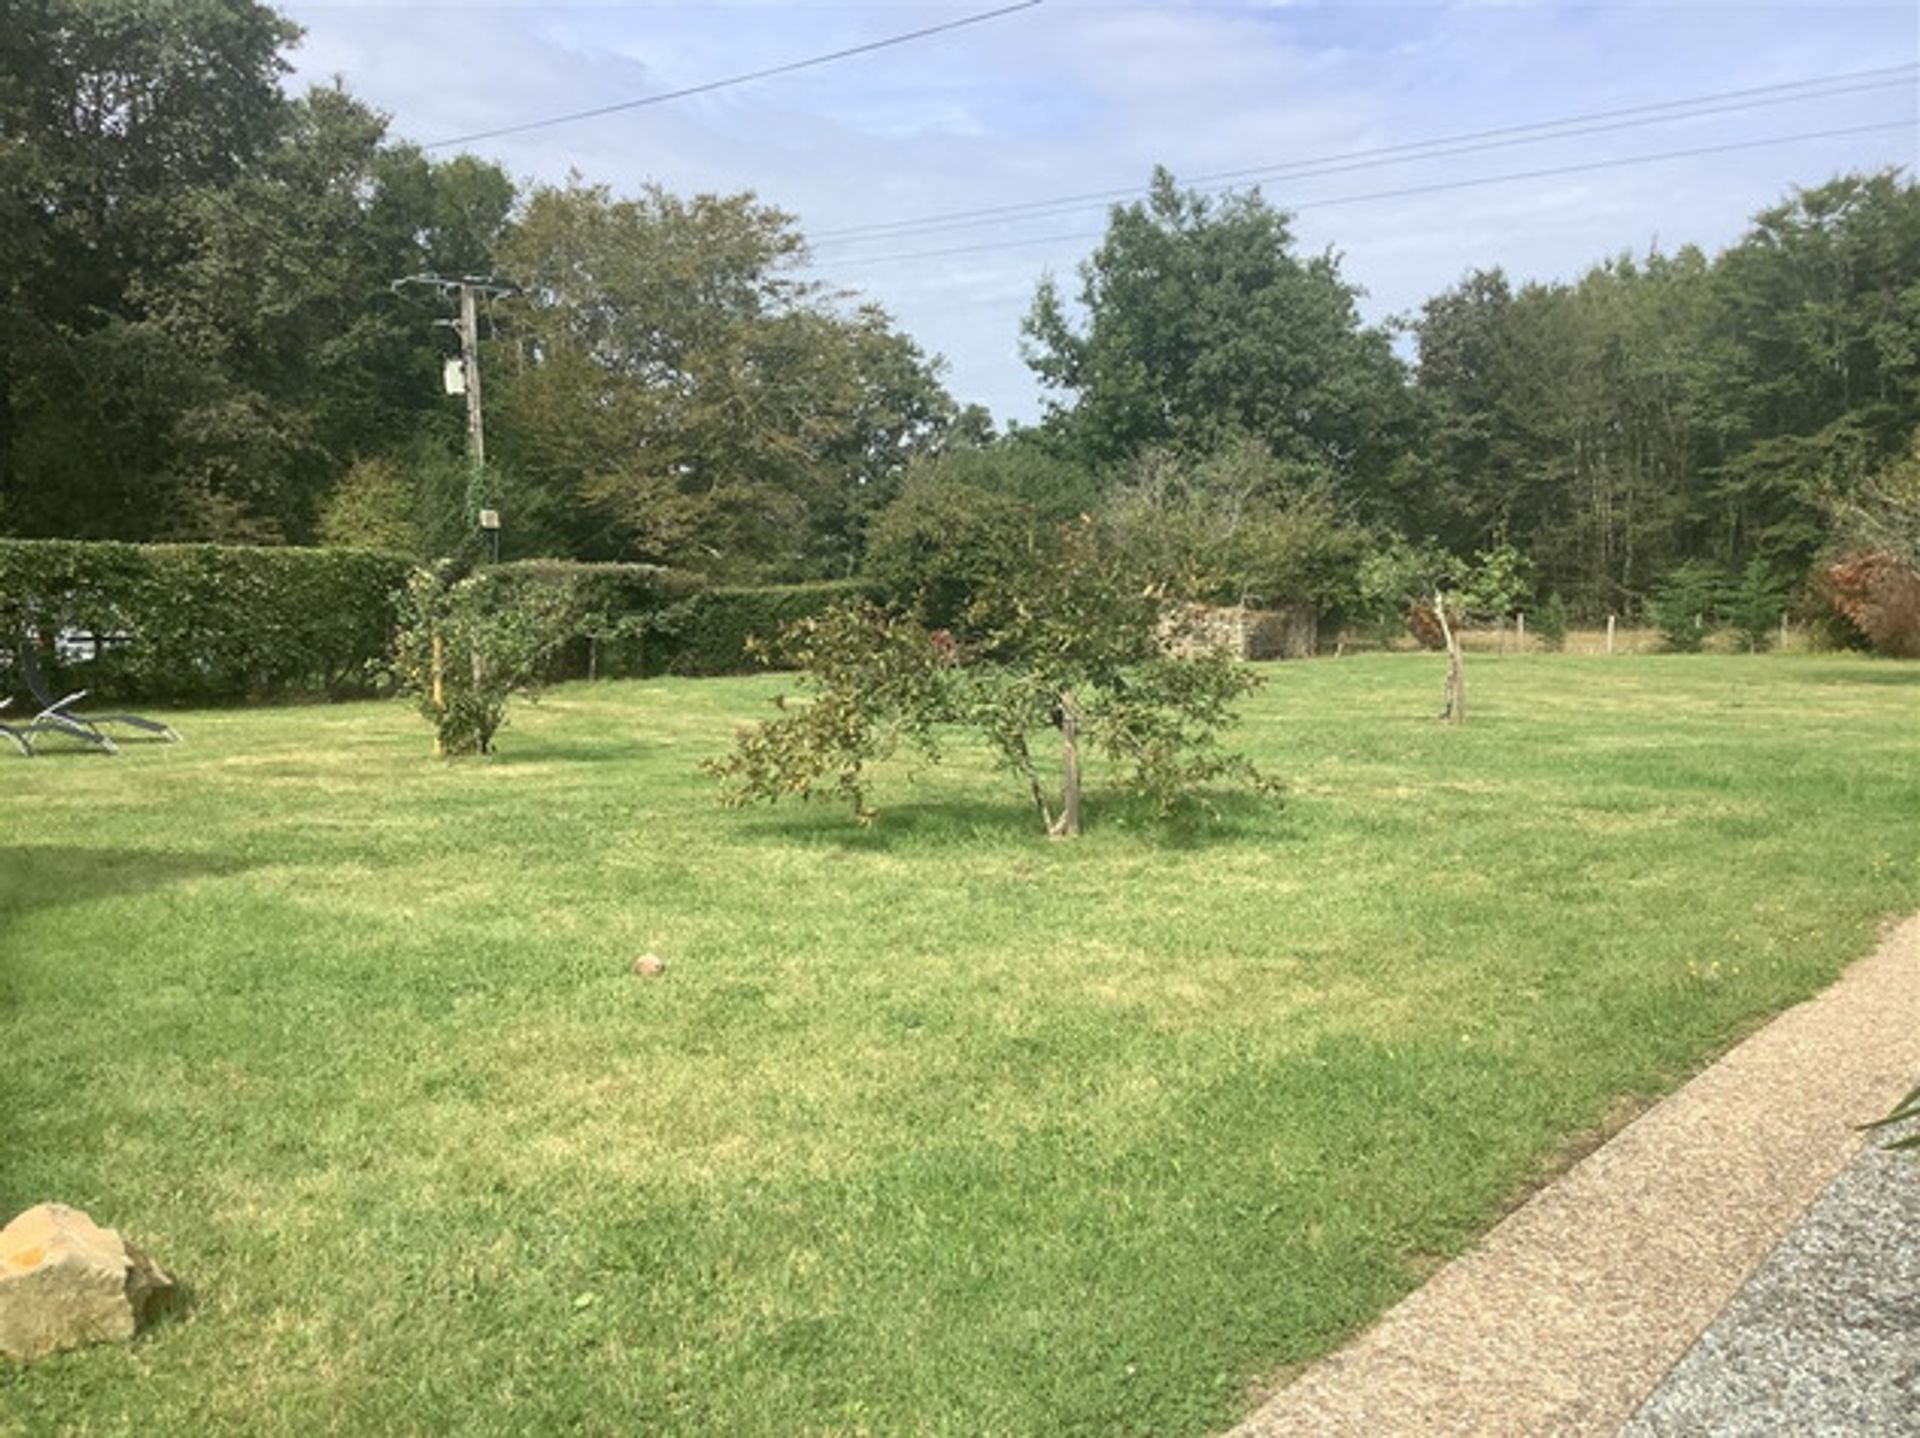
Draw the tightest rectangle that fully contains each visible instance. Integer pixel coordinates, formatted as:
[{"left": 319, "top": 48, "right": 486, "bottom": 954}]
[{"left": 0, "top": 1204, "right": 176, "bottom": 1363}]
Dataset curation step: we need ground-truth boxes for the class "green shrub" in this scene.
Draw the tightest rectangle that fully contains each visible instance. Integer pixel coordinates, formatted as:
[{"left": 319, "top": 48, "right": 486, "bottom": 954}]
[
  {"left": 470, "top": 560, "right": 705, "bottom": 679},
  {"left": 437, "top": 563, "right": 845, "bottom": 680},
  {"left": 0, "top": 538, "right": 412, "bottom": 704},
  {"left": 392, "top": 565, "right": 583, "bottom": 755},
  {"left": 1724, "top": 557, "right": 1795, "bottom": 652},
  {"left": 863, "top": 477, "right": 1035, "bottom": 630},
  {"left": 1649, "top": 562, "right": 1731, "bottom": 653},
  {"left": 1533, "top": 593, "right": 1569, "bottom": 651},
  {"left": 654, "top": 581, "right": 871, "bottom": 676}
]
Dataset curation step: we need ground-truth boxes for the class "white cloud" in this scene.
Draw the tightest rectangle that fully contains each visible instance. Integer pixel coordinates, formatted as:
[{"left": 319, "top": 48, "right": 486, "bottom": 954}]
[{"left": 283, "top": 0, "right": 1918, "bottom": 424}]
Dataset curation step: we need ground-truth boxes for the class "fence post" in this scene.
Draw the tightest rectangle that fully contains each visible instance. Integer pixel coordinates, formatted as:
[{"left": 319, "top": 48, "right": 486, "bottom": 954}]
[
  {"left": 1516, "top": 613, "right": 1526, "bottom": 650},
  {"left": 1606, "top": 614, "right": 1616, "bottom": 655},
  {"left": 430, "top": 633, "right": 446, "bottom": 756},
  {"left": 1779, "top": 611, "right": 1789, "bottom": 651}
]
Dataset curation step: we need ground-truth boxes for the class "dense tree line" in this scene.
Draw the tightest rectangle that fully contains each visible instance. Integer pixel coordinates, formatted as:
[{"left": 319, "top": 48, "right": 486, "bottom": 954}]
[
  {"left": 5, "top": 0, "right": 1916, "bottom": 634},
  {"left": 0, "top": 0, "right": 968, "bottom": 578},
  {"left": 1404, "top": 172, "right": 1920, "bottom": 617},
  {"left": 1012, "top": 165, "right": 1920, "bottom": 626}
]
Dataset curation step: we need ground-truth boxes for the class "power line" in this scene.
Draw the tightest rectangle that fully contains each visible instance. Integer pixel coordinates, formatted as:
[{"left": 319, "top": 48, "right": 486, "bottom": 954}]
[
  {"left": 809, "top": 62, "right": 1918, "bottom": 247},
  {"left": 812, "top": 118, "right": 1916, "bottom": 269},
  {"left": 423, "top": 0, "right": 1042, "bottom": 149},
  {"left": 811, "top": 75, "right": 1913, "bottom": 250}
]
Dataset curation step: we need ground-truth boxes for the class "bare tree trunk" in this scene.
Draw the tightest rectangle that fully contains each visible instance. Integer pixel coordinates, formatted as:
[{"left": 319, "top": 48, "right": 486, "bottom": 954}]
[
  {"left": 1050, "top": 690, "right": 1082, "bottom": 839},
  {"left": 1434, "top": 590, "right": 1466, "bottom": 727},
  {"left": 1010, "top": 733, "right": 1055, "bottom": 833}
]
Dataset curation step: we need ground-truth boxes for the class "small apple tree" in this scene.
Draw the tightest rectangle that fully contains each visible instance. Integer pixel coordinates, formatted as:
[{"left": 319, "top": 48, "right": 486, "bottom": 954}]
[
  {"left": 708, "top": 520, "right": 1275, "bottom": 836},
  {"left": 1358, "top": 540, "right": 1530, "bottom": 725},
  {"left": 393, "top": 564, "right": 583, "bottom": 755}
]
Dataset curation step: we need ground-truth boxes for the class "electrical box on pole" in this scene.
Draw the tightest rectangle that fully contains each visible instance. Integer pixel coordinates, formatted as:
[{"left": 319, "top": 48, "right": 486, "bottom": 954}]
[{"left": 391, "top": 272, "right": 516, "bottom": 474}]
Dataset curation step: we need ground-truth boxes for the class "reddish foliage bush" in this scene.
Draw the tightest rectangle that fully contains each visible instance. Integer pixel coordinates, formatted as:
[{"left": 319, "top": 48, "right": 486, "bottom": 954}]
[{"left": 1827, "top": 550, "right": 1920, "bottom": 658}]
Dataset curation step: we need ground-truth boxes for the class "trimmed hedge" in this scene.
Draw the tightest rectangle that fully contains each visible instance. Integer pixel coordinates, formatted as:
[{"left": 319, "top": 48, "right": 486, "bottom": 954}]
[
  {"left": 654, "top": 581, "right": 872, "bottom": 676},
  {"left": 0, "top": 539, "right": 871, "bottom": 702},
  {"left": 0, "top": 539, "right": 412, "bottom": 704},
  {"left": 468, "top": 559, "right": 705, "bottom": 681},
  {"left": 472, "top": 559, "right": 703, "bottom": 619}
]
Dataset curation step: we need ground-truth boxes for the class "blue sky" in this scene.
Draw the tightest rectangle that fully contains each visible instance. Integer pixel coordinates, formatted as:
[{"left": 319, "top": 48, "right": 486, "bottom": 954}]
[{"left": 283, "top": 1, "right": 1918, "bottom": 425}]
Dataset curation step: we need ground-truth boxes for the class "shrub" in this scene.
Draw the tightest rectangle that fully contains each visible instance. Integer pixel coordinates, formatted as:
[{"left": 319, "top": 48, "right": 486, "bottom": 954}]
[
  {"left": 911, "top": 439, "right": 1102, "bottom": 525},
  {"left": 472, "top": 559, "right": 704, "bottom": 678},
  {"left": 1534, "top": 593, "right": 1569, "bottom": 651},
  {"left": 658, "top": 581, "right": 872, "bottom": 675},
  {"left": 1827, "top": 550, "right": 1920, "bottom": 658},
  {"left": 0, "top": 538, "right": 411, "bottom": 704},
  {"left": 317, "top": 443, "right": 572, "bottom": 564},
  {"left": 863, "top": 477, "right": 1036, "bottom": 630},
  {"left": 1100, "top": 444, "right": 1369, "bottom": 615},
  {"left": 1649, "top": 562, "right": 1730, "bottom": 653},
  {"left": 391, "top": 564, "right": 584, "bottom": 755}
]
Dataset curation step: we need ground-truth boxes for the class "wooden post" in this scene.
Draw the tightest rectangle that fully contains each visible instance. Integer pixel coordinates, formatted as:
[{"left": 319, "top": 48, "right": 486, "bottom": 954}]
[
  {"left": 430, "top": 633, "right": 446, "bottom": 756},
  {"left": 1779, "top": 611, "right": 1789, "bottom": 651},
  {"left": 1516, "top": 613, "right": 1526, "bottom": 650},
  {"left": 1606, "top": 614, "right": 1616, "bottom": 655},
  {"left": 1050, "top": 691, "right": 1082, "bottom": 838}
]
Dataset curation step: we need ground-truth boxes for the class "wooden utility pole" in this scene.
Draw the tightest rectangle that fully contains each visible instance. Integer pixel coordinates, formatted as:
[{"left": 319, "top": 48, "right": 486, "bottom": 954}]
[
  {"left": 457, "top": 281, "right": 486, "bottom": 471},
  {"left": 390, "top": 271, "right": 517, "bottom": 517}
]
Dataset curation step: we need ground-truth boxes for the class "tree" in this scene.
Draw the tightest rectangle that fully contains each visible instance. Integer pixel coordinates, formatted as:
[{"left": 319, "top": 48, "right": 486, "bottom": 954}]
[
  {"left": 490, "top": 180, "right": 961, "bottom": 579},
  {"left": 0, "top": 2, "right": 526, "bottom": 541},
  {"left": 1021, "top": 168, "right": 1411, "bottom": 510},
  {"left": 0, "top": 0, "right": 298, "bottom": 537},
  {"left": 1724, "top": 557, "right": 1794, "bottom": 651},
  {"left": 1648, "top": 561, "right": 1730, "bottom": 653},
  {"left": 1357, "top": 540, "right": 1529, "bottom": 725},
  {"left": 392, "top": 564, "right": 582, "bottom": 755},
  {"left": 1398, "top": 172, "right": 1920, "bottom": 619},
  {"left": 709, "top": 521, "right": 1273, "bottom": 837},
  {"left": 0, "top": 4, "right": 517, "bottom": 543},
  {"left": 1406, "top": 268, "right": 1529, "bottom": 553},
  {"left": 1100, "top": 439, "right": 1369, "bottom": 617},
  {"left": 862, "top": 473, "right": 1037, "bottom": 629}
]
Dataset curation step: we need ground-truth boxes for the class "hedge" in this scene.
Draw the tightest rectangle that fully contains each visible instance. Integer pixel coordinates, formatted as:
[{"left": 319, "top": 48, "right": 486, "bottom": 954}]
[
  {"left": 0, "top": 539, "right": 413, "bottom": 704},
  {"left": 652, "top": 581, "right": 872, "bottom": 676},
  {"left": 466, "top": 559, "right": 704, "bottom": 680},
  {"left": 0, "top": 539, "right": 874, "bottom": 703}
]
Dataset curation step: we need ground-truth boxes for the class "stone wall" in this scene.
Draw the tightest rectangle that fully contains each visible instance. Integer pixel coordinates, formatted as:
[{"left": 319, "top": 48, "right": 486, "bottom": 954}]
[{"left": 1164, "top": 603, "right": 1318, "bottom": 660}]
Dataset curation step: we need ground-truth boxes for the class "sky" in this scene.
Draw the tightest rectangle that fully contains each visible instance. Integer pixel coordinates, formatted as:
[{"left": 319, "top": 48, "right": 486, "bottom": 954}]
[{"left": 281, "top": 1, "right": 1920, "bottom": 426}]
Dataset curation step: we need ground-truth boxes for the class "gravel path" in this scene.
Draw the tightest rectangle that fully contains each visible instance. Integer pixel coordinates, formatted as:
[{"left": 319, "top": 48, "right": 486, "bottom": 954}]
[{"left": 1619, "top": 1135, "right": 1920, "bottom": 1437}]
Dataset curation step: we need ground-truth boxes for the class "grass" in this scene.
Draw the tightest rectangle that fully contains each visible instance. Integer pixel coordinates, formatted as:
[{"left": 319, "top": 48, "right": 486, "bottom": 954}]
[{"left": 3, "top": 653, "right": 1917, "bottom": 1436}]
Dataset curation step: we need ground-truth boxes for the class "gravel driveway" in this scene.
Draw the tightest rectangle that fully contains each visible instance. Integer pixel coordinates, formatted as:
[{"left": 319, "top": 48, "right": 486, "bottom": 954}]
[{"left": 1620, "top": 1134, "right": 1920, "bottom": 1437}]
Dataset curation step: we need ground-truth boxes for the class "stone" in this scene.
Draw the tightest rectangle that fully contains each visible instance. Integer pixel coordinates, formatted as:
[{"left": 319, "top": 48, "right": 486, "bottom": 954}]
[
  {"left": 631, "top": 954, "right": 667, "bottom": 977},
  {"left": 0, "top": 1204, "right": 176, "bottom": 1363}
]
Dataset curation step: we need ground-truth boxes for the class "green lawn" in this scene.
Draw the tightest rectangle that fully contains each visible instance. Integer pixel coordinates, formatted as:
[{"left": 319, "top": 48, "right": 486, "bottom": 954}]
[{"left": 4, "top": 655, "right": 1917, "bottom": 1436}]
